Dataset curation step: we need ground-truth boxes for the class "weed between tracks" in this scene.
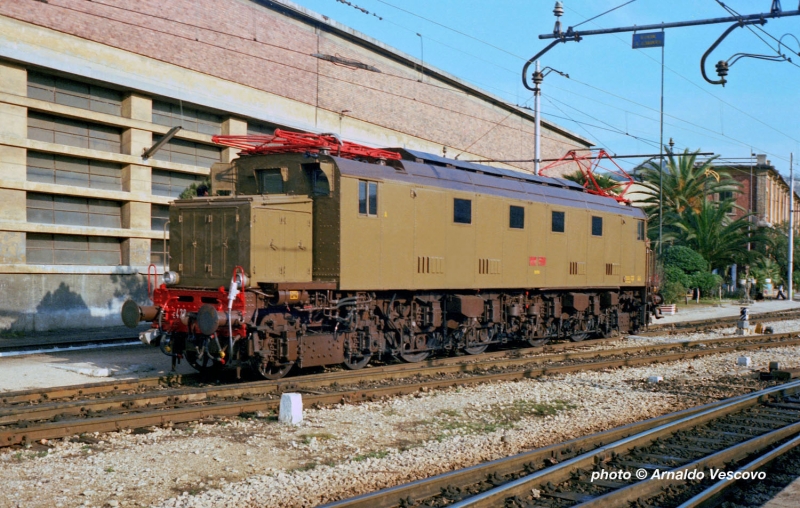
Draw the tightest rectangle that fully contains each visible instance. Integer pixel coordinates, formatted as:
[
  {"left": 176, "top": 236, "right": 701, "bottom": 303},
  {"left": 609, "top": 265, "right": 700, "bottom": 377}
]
[{"left": 420, "top": 399, "right": 577, "bottom": 442}]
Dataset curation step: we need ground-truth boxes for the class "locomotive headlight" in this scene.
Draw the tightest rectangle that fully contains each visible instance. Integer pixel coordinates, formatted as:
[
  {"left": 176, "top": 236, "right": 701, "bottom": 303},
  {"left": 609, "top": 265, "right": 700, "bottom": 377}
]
[
  {"left": 234, "top": 273, "right": 248, "bottom": 289},
  {"left": 163, "top": 271, "right": 180, "bottom": 285}
]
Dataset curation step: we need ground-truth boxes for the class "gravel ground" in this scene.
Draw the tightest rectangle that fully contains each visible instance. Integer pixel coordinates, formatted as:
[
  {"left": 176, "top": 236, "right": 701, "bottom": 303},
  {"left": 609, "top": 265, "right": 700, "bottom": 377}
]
[{"left": 2, "top": 334, "right": 800, "bottom": 508}]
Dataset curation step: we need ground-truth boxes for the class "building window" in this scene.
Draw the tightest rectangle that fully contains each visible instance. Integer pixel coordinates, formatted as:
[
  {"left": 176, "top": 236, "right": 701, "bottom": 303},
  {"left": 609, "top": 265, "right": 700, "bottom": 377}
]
[
  {"left": 27, "top": 193, "right": 122, "bottom": 228},
  {"left": 551, "top": 211, "right": 565, "bottom": 233},
  {"left": 27, "top": 71, "right": 122, "bottom": 116},
  {"left": 247, "top": 122, "right": 276, "bottom": 136},
  {"left": 27, "top": 152, "right": 122, "bottom": 190},
  {"left": 509, "top": 205, "right": 524, "bottom": 229},
  {"left": 151, "top": 137, "right": 221, "bottom": 168},
  {"left": 151, "top": 170, "right": 205, "bottom": 198},
  {"left": 152, "top": 100, "right": 222, "bottom": 135},
  {"left": 637, "top": 220, "right": 645, "bottom": 241},
  {"left": 256, "top": 169, "right": 284, "bottom": 194},
  {"left": 592, "top": 216, "right": 603, "bottom": 236},
  {"left": 28, "top": 112, "right": 122, "bottom": 153},
  {"left": 151, "top": 204, "right": 170, "bottom": 231},
  {"left": 151, "top": 239, "right": 169, "bottom": 267},
  {"left": 454, "top": 198, "right": 472, "bottom": 224},
  {"left": 358, "top": 180, "right": 378, "bottom": 216},
  {"left": 26, "top": 233, "right": 121, "bottom": 265},
  {"left": 719, "top": 191, "right": 734, "bottom": 201}
]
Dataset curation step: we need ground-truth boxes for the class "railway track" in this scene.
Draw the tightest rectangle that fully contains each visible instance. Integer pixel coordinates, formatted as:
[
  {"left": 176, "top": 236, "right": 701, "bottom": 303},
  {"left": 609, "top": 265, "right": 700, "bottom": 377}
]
[
  {"left": 323, "top": 381, "right": 800, "bottom": 508},
  {"left": 645, "top": 307, "right": 800, "bottom": 335},
  {"left": 3, "top": 331, "right": 800, "bottom": 448}
]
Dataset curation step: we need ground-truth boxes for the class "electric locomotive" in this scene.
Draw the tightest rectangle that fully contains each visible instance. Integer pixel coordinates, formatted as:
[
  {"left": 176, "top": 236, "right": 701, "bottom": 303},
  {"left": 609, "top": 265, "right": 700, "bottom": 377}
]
[{"left": 122, "top": 130, "right": 657, "bottom": 379}]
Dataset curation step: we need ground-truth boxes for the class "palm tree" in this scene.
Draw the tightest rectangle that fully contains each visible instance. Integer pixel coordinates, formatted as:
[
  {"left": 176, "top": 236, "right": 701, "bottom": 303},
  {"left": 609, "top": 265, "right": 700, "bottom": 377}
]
[
  {"left": 670, "top": 198, "right": 766, "bottom": 271},
  {"left": 638, "top": 149, "right": 741, "bottom": 217},
  {"left": 563, "top": 170, "right": 622, "bottom": 195}
]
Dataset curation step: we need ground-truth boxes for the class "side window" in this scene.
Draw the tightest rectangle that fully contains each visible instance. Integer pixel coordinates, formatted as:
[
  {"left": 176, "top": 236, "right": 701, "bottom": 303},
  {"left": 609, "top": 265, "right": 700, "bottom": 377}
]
[
  {"left": 454, "top": 198, "right": 472, "bottom": 224},
  {"left": 551, "top": 211, "right": 565, "bottom": 233},
  {"left": 592, "top": 216, "right": 603, "bottom": 236},
  {"left": 256, "top": 169, "right": 283, "bottom": 194},
  {"left": 509, "top": 205, "right": 524, "bottom": 229},
  {"left": 303, "top": 164, "right": 331, "bottom": 196},
  {"left": 637, "top": 220, "right": 645, "bottom": 241},
  {"left": 358, "top": 180, "right": 378, "bottom": 216}
]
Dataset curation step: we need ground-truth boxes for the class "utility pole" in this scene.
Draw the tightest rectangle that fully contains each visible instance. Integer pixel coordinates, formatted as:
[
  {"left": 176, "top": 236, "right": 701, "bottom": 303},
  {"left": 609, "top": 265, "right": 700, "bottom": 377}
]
[
  {"left": 790, "top": 152, "right": 795, "bottom": 300},
  {"left": 534, "top": 61, "right": 541, "bottom": 176},
  {"left": 530, "top": 63, "right": 569, "bottom": 176}
]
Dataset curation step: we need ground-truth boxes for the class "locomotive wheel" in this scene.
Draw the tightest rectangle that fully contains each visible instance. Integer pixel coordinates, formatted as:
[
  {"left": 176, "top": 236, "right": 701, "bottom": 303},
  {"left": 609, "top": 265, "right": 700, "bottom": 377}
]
[
  {"left": 526, "top": 337, "right": 549, "bottom": 347},
  {"left": 257, "top": 361, "right": 294, "bottom": 380},
  {"left": 185, "top": 350, "right": 221, "bottom": 376},
  {"left": 399, "top": 351, "right": 429, "bottom": 363},
  {"left": 464, "top": 328, "right": 491, "bottom": 355},
  {"left": 343, "top": 354, "right": 372, "bottom": 370},
  {"left": 570, "top": 332, "right": 590, "bottom": 342}
]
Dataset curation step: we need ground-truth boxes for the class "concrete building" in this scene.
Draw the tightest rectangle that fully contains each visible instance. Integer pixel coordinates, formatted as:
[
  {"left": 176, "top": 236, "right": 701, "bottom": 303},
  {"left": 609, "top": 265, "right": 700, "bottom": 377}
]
[{"left": 0, "top": 0, "right": 590, "bottom": 332}]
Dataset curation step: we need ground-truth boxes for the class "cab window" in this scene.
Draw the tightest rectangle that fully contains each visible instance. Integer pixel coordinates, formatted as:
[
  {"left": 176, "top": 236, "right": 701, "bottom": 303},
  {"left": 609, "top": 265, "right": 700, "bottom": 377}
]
[
  {"left": 637, "top": 220, "right": 646, "bottom": 241},
  {"left": 303, "top": 164, "right": 330, "bottom": 196},
  {"left": 256, "top": 169, "right": 283, "bottom": 194}
]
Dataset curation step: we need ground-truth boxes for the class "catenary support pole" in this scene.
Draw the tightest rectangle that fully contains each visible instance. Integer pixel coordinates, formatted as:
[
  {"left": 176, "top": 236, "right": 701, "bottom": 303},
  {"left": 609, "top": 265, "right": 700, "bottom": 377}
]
[
  {"left": 658, "top": 35, "right": 665, "bottom": 255},
  {"left": 789, "top": 153, "right": 794, "bottom": 300}
]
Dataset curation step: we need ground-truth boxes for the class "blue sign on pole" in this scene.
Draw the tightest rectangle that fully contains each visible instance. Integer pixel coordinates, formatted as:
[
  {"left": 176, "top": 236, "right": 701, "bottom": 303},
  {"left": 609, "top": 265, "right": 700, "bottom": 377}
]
[{"left": 632, "top": 32, "right": 665, "bottom": 49}]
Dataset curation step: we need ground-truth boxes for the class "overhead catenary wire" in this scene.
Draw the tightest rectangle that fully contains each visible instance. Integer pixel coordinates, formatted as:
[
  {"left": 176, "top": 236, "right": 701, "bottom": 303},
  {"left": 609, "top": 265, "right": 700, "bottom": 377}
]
[{"left": 41, "top": 0, "right": 796, "bottom": 166}]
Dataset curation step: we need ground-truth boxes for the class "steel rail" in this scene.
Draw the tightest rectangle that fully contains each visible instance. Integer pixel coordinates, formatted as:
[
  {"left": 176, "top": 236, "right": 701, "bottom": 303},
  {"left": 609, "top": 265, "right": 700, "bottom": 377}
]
[
  {"left": 3, "top": 326, "right": 797, "bottom": 410},
  {"left": 3, "top": 332, "right": 799, "bottom": 425},
  {"left": 446, "top": 380, "right": 800, "bottom": 508},
  {"left": 675, "top": 433, "right": 800, "bottom": 508},
  {"left": 2, "top": 334, "right": 800, "bottom": 447},
  {"left": 576, "top": 424, "right": 800, "bottom": 507},
  {"left": 0, "top": 338, "right": 626, "bottom": 405},
  {"left": 322, "top": 381, "right": 800, "bottom": 508}
]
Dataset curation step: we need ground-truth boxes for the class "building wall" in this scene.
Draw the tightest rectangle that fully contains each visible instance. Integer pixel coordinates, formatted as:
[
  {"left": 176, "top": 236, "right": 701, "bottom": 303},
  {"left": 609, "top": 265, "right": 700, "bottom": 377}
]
[
  {"left": 727, "top": 166, "right": 800, "bottom": 229},
  {"left": 0, "top": 0, "right": 589, "bottom": 332}
]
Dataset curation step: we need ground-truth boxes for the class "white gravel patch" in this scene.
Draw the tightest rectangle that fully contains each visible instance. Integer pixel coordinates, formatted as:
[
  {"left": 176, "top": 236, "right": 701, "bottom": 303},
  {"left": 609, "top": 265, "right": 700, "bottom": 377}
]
[
  {"left": 3, "top": 343, "right": 800, "bottom": 508},
  {"left": 626, "top": 318, "right": 800, "bottom": 345}
]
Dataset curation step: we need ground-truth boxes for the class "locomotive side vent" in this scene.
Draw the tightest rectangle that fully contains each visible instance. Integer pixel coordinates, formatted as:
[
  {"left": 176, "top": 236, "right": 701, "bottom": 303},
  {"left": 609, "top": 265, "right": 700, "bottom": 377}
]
[
  {"left": 478, "top": 258, "right": 501, "bottom": 274},
  {"left": 417, "top": 256, "right": 444, "bottom": 274},
  {"left": 606, "top": 263, "right": 620, "bottom": 276},
  {"left": 569, "top": 262, "right": 586, "bottom": 275}
]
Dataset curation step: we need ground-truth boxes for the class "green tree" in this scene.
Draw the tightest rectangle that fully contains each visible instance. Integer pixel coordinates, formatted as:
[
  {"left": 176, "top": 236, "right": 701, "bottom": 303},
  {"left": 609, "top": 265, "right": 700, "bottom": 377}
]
[
  {"left": 178, "top": 178, "right": 211, "bottom": 200},
  {"left": 670, "top": 198, "right": 765, "bottom": 271}
]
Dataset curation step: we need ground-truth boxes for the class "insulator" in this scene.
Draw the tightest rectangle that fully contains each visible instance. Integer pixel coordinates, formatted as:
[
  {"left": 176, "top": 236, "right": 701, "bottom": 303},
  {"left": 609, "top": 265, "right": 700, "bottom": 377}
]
[
  {"left": 715, "top": 60, "right": 729, "bottom": 78},
  {"left": 553, "top": 1, "right": 564, "bottom": 18}
]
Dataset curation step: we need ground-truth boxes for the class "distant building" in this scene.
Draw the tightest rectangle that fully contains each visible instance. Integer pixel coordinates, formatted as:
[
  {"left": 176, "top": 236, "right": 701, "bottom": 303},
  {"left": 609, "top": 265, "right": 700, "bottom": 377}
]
[{"left": 713, "top": 155, "right": 800, "bottom": 230}]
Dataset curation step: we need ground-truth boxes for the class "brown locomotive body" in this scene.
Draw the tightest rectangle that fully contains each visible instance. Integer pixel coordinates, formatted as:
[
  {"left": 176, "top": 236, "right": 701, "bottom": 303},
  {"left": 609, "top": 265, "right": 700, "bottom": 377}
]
[{"left": 123, "top": 139, "right": 654, "bottom": 378}]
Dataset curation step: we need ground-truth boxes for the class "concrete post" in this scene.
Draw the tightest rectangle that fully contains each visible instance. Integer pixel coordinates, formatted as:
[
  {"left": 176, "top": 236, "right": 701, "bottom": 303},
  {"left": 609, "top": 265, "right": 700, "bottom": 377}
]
[
  {"left": 0, "top": 61, "right": 28, "bottom": 264},
  {"left": 121, "top": 93, "right": 153, "bottom": 267},
  {"left": 221, "top": 117, "right": 247, "bottom": 163}
]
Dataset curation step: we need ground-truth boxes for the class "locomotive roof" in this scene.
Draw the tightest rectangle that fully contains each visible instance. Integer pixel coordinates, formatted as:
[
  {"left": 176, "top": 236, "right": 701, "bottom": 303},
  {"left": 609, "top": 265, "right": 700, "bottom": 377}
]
[
  {"left": 331, "top": 154, "right": 645, "bottom": 219},
  {"left": 393, "top": 148, "right": 585, "bottom": 191}
]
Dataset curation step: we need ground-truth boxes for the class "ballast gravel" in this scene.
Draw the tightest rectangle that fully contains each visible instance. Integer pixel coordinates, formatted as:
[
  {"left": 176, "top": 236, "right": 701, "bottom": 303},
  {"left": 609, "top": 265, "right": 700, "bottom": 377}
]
[{"left": 2, "top": 337, "right": 800, "bottom": 507}]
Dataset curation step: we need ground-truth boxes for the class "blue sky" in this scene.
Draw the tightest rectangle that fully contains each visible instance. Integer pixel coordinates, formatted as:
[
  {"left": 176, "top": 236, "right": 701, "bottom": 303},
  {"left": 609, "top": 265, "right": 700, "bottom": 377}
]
[{"left": 290, "top": 0, "right": 799, "bottom": 174}]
